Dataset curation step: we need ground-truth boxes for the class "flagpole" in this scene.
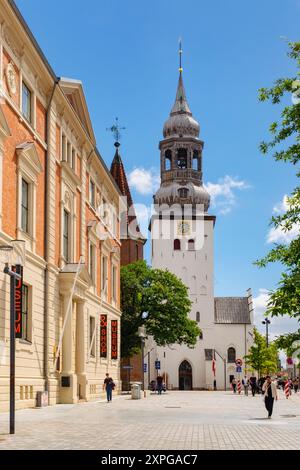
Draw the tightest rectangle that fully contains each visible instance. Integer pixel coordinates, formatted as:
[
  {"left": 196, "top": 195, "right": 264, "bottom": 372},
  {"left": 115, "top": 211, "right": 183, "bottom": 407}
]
[{"left": 214, "top": 348, "right": 226, "bottom": 391}]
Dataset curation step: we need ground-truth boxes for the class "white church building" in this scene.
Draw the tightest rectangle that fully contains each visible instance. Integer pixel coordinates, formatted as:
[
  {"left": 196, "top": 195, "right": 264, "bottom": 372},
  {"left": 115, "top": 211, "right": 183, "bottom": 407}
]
[{"left": 148, "top": 63, "right": 254, "bottom": 391}]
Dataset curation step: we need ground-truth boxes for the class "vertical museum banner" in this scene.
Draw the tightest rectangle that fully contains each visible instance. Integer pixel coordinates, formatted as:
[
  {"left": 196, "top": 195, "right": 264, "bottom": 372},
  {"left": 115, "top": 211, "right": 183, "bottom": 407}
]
[
  {"left": 111, "top": 320, "right": 118, "bottom": 360},
  {"left": 100, "top": 314, "right": 107, "bottom": 358},
  {"left": 14, "top": 264, "right": 23, "bottom": 338}
]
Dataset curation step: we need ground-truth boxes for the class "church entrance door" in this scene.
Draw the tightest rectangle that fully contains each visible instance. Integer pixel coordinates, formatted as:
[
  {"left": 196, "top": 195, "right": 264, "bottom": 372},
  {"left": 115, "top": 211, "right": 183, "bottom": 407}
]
[{"left": 178, "top": 360, "right": 193, "bottom": 390}]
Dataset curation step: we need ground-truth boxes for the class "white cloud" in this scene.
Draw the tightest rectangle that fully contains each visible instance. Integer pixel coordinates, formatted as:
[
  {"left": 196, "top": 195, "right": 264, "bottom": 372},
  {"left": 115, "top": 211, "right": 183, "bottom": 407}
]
[
  {"left": 128, "top": 167, "right": 160, "bottom": 195},
  {"left": 253, "top": 288, "right": 300, "bottom": 366},
  {"left": 266, "top": 194, "right": 300, "bottom": 244},
  {"left": 133, "top": 203, "right": 151, "bottom": 238},
  {"left": 205, "top": 175, "right": 250, "bottom": 215},
  {"left": 267, "top": 225, "right": 300, "bottom": 244},
  {"left": 273, "top": 195, "right": 289, "bottom": 214}
]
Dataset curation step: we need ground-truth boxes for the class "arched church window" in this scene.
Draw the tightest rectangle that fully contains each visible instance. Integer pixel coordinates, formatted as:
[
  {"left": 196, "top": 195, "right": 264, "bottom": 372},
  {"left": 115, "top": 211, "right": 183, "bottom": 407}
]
[
  {"left": 177, "top": 148, "right": 187, "bottom": 169},
  {"left": 178, "top": 188, "right": 189, "bottom": 199},
  {"left": 227, "top": 347, "right": 236, "bottom": 363},
  {"left": 174, "top": 239, "right": 181, "bottom": 250},
  {"left": 164, "top": 149, "right": 172, "bottom": 170},
  {"left": 200, "top": 285, "right": 207, "bottom": 295},
  {"left": 188, "top": 239, "right": 195, "bottom": 250},
  {"left": 196, "top": 311, "right": 200, "bottom": 322},
  {"left": 193, "top": 150, "right": 199, "bottom": 170}
]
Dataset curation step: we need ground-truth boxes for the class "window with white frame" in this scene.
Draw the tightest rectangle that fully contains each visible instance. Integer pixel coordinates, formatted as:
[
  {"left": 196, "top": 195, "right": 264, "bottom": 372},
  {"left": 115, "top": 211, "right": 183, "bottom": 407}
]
[
  {"left": 101, "top": 255, "right": 108, "bottom": 294},
  {"left": 22, "top": 82, "right": 32, "bottom": 123},
  {"left": 67, "top": 142, "right": 71, "bottom": 166},
  {"left": 89, "top": 179, "right": 95, "bottom": 208},
  {"left": 72, "top": 148, "right": 76, "bottom": 171},
  {"left": 102, "top": 197, "right": 108, "bottom": 222},
  {"left": 61, "top": 134, "right": 66, "bottom": 161},
  {"left": 89, "top": 316, "right": 96, "bottom": 357},
  {"left": 16, "top": 142, "right": 43, "bottom": 252},
  {"left": 89, "top": 242, "right": 96, "bottom": 284},
  {"left": 112, "top": 265, "right": 117, "bottom": 303},
  {"left": 112, "top": 209, "right": 117, "bottom": 236},
  {"left": 63, "top": 209, "right": 70, "bottom": 262},
  {"left": 21, "top": 178, "right": 29, "bottom": 233}
]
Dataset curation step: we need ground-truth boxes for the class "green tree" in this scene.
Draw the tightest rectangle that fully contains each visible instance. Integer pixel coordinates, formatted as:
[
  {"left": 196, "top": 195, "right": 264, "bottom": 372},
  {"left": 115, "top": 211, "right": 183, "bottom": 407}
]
[
  {"left": 275, "top": 330, "right": 300, "bottom": 370},
  {"left": 120, "top": 260, "right": 200, "bottom": 357},
  {"left": 245, "top": 328, "right": 279, "bottom": 377},
  {"left": 255, "top": 42, "right": 300, "bottom": 347}
]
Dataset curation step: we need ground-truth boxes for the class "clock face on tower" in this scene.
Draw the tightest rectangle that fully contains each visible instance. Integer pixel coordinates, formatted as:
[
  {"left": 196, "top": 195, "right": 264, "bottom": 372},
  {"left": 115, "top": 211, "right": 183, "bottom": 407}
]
[{"left": 177, "top": 221, "right": 191, "bottom": 236}]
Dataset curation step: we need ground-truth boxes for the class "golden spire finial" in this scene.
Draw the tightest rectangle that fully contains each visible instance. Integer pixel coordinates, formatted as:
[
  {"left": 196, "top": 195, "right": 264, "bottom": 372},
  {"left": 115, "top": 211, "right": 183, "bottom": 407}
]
[{"left": 179, "top": 37, "right": 183, "bottom": 73}]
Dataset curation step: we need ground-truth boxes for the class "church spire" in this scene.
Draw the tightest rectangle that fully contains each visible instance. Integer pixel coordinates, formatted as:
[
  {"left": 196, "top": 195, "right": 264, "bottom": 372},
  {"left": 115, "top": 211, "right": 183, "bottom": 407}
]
[{"left": 170, "top": 39, "right": 192, "bottom": 116}]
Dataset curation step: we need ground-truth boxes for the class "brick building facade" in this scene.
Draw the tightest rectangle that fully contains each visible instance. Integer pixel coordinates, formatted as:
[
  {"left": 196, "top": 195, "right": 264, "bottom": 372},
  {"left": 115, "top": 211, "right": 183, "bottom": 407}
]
[{"left": 0, "top": 0, "right": 122, "bottom": 411}]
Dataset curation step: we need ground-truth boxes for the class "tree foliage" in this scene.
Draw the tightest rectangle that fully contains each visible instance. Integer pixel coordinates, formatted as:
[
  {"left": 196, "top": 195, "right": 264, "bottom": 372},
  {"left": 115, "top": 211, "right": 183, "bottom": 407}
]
[
  {"left": 120, "top": 260, "right": 200, "bottom": 358},
  {"left": 255, "top": 42, "right": 300, "bottom": 342},
  {"left": 275, "top": 329, "right": 300, "bottom": 359},
  {"left": 245, "top": 328, "right": 279, "bottom": 376}
]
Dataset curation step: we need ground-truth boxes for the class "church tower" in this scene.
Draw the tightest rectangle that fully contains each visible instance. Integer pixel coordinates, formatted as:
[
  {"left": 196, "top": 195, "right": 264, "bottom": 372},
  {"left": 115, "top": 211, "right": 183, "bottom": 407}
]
[{"left": 151, "top": 44, "right": 216, "bottom": 390}]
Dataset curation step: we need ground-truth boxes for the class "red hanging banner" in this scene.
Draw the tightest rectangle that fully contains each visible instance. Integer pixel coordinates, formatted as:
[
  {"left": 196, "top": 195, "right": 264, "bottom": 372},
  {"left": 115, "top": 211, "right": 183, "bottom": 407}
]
[
  {"left": 111, "top": 320, "right": 118, "bottom": 360},
  {"left": 14, "top": 265, "right": 23, "bottom": 338},
  {"left": 100, "top": 314, "right": 107, "bottom": 358}
]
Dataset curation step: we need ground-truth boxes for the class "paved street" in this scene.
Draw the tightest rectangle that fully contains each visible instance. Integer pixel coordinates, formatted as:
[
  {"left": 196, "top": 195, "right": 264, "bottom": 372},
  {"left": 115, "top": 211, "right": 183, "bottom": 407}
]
[{"left": 0, "top": 390, "right": 300, "bottom": 450}]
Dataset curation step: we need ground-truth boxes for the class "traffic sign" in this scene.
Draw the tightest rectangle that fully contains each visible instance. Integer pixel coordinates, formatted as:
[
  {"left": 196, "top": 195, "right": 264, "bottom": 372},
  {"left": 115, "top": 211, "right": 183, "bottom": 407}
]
[
  {"left": 143, "top": 363, "right": 147, "bottom": 373},
  {"left": 235, "top": 359, "right": 243, "bottom": 367},
  {"left": 236, "top": 366, "right": 242, "bottom": 373},
  {"left": 155, "top": 360, "right": 161, "bottom": 370}
]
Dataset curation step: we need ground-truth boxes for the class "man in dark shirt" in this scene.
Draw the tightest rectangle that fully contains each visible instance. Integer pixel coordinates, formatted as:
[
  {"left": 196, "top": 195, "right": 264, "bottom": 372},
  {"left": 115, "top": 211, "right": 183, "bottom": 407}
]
[
  {"left": 250, "top": 375, "right": 257, "bottom": 396},
  {"left": 156, "top": 375, "right": 163, "bottom": 395},
  {"left": 103, "top": 373, "right": 114, "bottom": 402}
]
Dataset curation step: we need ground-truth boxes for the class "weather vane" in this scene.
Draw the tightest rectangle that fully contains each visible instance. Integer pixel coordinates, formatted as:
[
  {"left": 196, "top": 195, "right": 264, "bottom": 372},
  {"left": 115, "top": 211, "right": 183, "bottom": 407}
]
[
  {"left": 106, "top": 117, "right": 126, "bottom": 146},
  {"left": 179, "top": 37, "right": 183, "bottom": 73}
]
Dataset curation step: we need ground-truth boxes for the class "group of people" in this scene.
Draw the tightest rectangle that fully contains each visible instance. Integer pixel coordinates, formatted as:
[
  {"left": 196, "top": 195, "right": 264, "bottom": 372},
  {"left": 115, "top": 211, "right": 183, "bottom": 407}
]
[
  {"left": 232, "top": 375, "right": 299, "bottom": 397},
  {"left": 231, "top": 374, "right": 299, "bottom": 418},
  {"left": 149, "top": 375, "right": 166, "bottom": 394},
  {"left": 277, "top": 377, "right": 299, "bottom": 394},
  {"left": 103, "top": 373, "right": 167, "bottom": 402}
]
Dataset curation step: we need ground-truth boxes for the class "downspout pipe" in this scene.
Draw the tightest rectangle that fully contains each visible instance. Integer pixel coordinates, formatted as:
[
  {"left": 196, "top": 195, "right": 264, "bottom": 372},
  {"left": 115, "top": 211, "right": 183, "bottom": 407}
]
[{"left": 44, "top": 79, "right": 59, "bottom": 395}]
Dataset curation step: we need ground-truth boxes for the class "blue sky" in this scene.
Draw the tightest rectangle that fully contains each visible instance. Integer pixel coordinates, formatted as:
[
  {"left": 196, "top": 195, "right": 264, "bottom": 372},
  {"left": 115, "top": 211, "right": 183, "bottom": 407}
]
[{"left": 16, "top": 0, "right": 299, "bottom": 339}]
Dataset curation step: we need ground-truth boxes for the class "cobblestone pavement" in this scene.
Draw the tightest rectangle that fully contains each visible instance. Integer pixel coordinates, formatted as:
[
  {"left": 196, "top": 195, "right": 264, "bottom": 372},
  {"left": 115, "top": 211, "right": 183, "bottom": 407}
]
[{"left": 0, "top": 390, "right": 300, "bottom": 450}]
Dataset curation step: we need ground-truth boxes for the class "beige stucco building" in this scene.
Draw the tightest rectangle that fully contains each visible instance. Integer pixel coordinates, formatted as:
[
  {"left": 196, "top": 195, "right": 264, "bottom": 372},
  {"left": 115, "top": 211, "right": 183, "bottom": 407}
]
[{"left": 0, "top": 0, "right": 122, "bottom": 411}]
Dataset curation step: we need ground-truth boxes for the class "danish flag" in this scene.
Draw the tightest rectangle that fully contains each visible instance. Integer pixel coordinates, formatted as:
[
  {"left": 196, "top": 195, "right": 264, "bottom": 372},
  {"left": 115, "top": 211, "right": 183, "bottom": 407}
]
[{"left": 212, "top": 357, "right": 216, "bottom": 377}]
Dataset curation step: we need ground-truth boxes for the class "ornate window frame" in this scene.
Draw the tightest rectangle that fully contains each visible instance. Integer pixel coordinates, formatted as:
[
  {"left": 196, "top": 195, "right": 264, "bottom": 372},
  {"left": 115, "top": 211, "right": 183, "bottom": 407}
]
[
  {"left": 16, "top": 142, "right": 43, "bottom": 253},
  {"left": 60, "top": 187, "right": 76, "bottom": 266}
]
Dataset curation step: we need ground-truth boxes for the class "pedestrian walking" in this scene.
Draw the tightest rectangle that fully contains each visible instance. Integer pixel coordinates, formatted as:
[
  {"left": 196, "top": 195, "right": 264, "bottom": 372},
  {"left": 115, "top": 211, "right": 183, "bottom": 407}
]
[
  {"left": 231, "top": 377, "right": 237, "bottom": 393},
  {"left": 242, "top": 376, "right": 249, "bottom": 396},
  {"left": 156, "top": 374, "right": 163, "bottom": 395},
  {"left": 293, "top": 377, "right": 299, "bottom": 393},
  {"left": 288, "top": 379, "right": 293, "bottom": 395},
  {"left": 250, "top": 375, "right": 257, "bottom": 397},
  {"left": 103, "top": 372, "right": 115, "bottom": 402},
  {"left": 262, "top": 376, "right": 278, "bottom": 419}
]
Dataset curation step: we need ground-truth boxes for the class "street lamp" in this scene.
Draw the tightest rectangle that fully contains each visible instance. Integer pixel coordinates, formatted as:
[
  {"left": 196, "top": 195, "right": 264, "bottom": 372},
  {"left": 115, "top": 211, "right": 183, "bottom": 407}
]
[
  {"left": 138, "top": 324, "right": 147, "bottom": 392},
  {"left": 0, "top": 240, "right": 25, "bottom": 434},
  {"left": 262, "top": 317, "right": 271, "bottom": 347}
]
